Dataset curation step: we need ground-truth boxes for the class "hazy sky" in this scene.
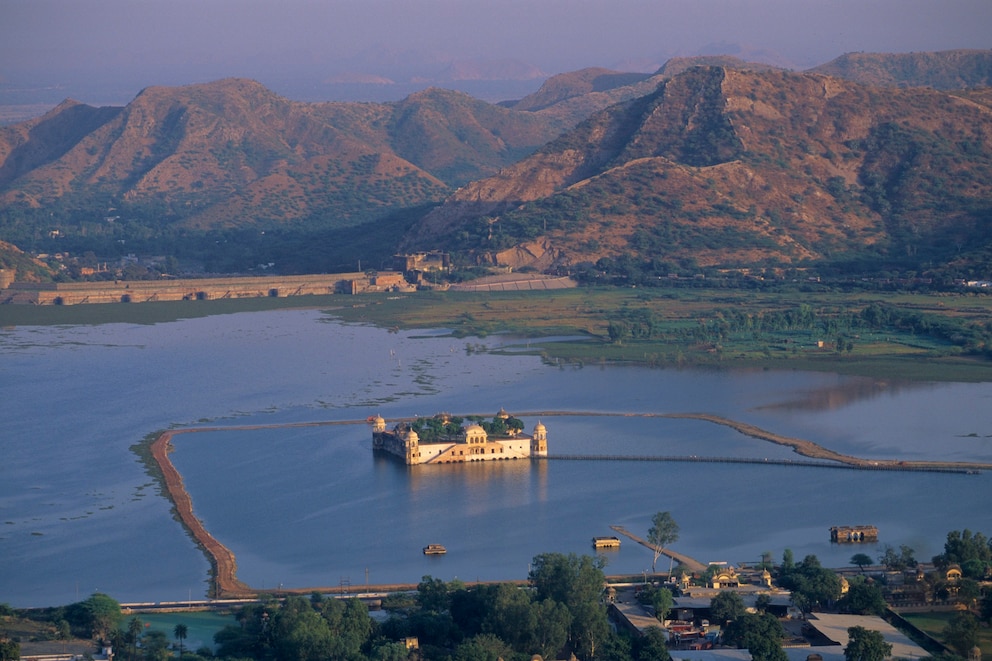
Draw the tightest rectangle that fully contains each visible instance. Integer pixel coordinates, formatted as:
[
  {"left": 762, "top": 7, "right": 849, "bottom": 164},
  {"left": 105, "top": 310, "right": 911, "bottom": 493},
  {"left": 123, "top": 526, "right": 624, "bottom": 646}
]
[{"left": 2, "top": 0, "right": 990, "bottom": 103}]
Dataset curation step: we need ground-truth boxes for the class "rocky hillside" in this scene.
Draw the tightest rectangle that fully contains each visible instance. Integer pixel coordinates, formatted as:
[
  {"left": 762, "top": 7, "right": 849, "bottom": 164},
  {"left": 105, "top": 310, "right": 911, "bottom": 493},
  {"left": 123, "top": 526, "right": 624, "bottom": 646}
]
[
  {"left": 2, "top": 52, "right": 991, "bottom": 279},
  {"left": 505, "top": 56, "right": 785, "bottom": 127},
  {"left": 0, "top": 78, "right": 566, "bottom": 235},
  {"left": 403, "top": 66, "right": 992, "bottom": 276},
  {"left": 0, "top": 240, "right": 58, "bottom": 282},
  {"left": 809, "top": 49, "right": 992, "bottom": 90}
]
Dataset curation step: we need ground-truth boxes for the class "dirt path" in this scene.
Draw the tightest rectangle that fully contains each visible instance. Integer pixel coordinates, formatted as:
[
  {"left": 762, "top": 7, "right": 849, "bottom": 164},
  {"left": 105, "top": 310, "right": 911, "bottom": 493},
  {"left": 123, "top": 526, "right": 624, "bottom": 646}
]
[
  {"left": 151, "top": 429, "right": 253, "bottom": 597},
  {"left": 662, "top": 412, "right": 992, "bottom": 472}
]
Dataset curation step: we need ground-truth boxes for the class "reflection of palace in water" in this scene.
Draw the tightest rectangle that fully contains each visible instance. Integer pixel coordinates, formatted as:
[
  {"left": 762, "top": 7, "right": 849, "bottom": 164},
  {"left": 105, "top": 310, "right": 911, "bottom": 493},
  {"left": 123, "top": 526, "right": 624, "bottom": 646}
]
[{"left": 372, "top": 409, "right": 548, "bottom": 465}]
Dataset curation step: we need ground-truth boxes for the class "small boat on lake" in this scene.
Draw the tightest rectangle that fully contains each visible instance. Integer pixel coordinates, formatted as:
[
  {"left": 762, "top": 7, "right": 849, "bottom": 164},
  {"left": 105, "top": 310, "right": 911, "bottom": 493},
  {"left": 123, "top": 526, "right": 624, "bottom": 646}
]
[{"left": 423, "top": 544, "right": 447, "bottom": 555}]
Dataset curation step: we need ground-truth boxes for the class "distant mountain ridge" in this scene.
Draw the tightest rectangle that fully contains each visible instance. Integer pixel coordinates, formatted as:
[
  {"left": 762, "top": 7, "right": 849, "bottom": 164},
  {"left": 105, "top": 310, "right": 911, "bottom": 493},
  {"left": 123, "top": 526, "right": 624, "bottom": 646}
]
[
  {"left": 0, "top": 78, "right": 565, "bottom": 232},
  {"left": 403, "top": 65, "right": 992, "bottom": 275},
  {"left": 1, "top": 50, "right": 991, "bottom": 279}
]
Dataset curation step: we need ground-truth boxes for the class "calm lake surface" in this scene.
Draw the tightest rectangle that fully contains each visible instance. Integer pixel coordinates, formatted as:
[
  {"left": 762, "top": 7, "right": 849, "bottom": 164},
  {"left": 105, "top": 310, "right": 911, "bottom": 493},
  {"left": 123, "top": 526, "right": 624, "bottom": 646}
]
[{"left": 2, "top": 308, "right": 991, "bottom": 607}]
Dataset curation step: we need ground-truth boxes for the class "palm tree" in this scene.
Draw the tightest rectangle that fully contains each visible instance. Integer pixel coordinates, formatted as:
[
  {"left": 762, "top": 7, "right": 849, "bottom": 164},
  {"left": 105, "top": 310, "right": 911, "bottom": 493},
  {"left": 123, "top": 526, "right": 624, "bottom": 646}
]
[
  {"left": 126, "top": 617, "right": 142, "bottom": 661},
  {"left": 173, "top": 623, "right": 188, "bottom": 659}
]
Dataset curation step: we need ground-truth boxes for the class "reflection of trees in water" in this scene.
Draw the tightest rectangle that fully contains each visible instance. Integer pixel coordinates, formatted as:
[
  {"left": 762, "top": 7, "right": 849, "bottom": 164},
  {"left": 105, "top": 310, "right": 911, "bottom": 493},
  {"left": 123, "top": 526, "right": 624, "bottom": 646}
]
[{"left": 757, "top": 378, "right": 934, "bottom": 412}]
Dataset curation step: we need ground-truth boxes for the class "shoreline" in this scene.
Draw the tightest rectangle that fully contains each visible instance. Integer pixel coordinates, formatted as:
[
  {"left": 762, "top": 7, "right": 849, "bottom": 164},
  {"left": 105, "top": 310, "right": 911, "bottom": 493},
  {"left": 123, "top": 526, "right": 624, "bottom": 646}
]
[{"left": 147, "top": 413, "right": 991, "bottom": 599}]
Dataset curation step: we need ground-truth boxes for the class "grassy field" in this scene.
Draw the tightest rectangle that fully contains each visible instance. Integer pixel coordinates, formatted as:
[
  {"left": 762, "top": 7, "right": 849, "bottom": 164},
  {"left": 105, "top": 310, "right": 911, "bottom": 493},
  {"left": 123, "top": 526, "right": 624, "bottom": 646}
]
[
  {"left": 330, "top": 287, "right": 992, "bottom": 382},
  {"left": 3, "top": 285, "right": 991, "bottom": 382},
  {"left": 901, "top": 611, "right": 992, "bottom": 657}
]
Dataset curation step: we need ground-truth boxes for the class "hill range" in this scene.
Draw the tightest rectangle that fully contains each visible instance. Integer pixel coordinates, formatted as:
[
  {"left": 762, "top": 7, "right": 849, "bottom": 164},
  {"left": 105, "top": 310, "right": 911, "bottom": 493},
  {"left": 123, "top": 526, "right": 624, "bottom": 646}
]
[{"left": 1, "top": 49, "right": 991, "bottom": 280}]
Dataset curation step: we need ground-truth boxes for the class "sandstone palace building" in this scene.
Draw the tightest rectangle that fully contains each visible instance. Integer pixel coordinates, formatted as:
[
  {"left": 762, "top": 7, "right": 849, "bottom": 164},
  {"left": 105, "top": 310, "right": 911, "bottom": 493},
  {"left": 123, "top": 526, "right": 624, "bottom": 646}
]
[{"left": 372, "top": 409, "right": 547, "bottom": 465}]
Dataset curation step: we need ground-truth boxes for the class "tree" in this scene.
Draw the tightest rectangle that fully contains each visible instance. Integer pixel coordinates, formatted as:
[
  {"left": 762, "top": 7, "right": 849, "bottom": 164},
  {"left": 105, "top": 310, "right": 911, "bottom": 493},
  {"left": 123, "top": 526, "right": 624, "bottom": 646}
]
[
  {"left": 529, "top": 552, "right": 606, "bottom": 607},
  {"left": 55, "top": 620, "right": 71, "bottom": 656},
  {"left": 635, "top": 626, "right": 672, "bottom": 661},
  {"left": 645, "top": 586, "right": 674, "bottom": 622},
  {"left": 779, "top": 555, "right": 842, "bottom": 614},
  {"left": 65, "top": 593, "right": 123, "bottom": 641},
  {"left": 838, "top": 579, "right": 887, "bottom": 616},
  {"left": 173, "top": 623, "right": 188, "bottom": 658},
  {"left": 943, "top": 612, "right": 979, "bottom": 656},
  {"left": 723, "top": 612, "right": 787, "bottom": 661},
  {"left": 850, "top": 553, "right": 873, "bottom": 573},
  {"left": 980, "top": 591, "right": 992, "bottom": 624},
  {"left": 126, "top": 617, "right": 143, "bottom": 661},
  {"left": 453, "top": 633, "right": 513, "bottom": 661},
  {"left": 529, "top": 553, "right": 609, "bottom": 660},
  {"left": 484, "top": 583, "right": 536, "bottom": 651},
  {"left": 0, "top": 638, "right": 20, "bottom": 661},
  {"left": 710, "top": 591, "right": 746, "bottom": 627},
  {"left": 531, "top": 598, "right": 572, "bottom": 660},
  {"left": 369, "top": 641, "right": 411, "bottom": 661},
  {"left": 141, "top": 630, "right": 171, "bottom": 661},
  {"left": 879, "top": 544, "right": 917, "bottom": 570},
  {"left": 637, "top": 584, "right": 675, "bottom": 622},
  {"left": 417, "top": 575, "right": 450, "bottom": 613},
  {"left": 270, "top": 596, "right": 335, "bottom": 661},
  {"left": 935, "top": 529, "right": 991, "bottom": 571},
  {"left": 781, "top": 549, "right": 795, "bottom": 574},
  {"left": 845, "top": 626, "right": 892, "bottom": 661},
  {"left": 647, "top": 511, "right": 680, "bottom": 574}
]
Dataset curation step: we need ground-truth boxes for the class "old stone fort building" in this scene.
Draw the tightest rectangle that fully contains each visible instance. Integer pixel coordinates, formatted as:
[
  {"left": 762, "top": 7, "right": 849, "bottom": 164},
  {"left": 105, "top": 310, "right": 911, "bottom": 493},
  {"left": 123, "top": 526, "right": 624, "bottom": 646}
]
[{"left": 372, "top": 409, "right": 548, "bottom": 465}]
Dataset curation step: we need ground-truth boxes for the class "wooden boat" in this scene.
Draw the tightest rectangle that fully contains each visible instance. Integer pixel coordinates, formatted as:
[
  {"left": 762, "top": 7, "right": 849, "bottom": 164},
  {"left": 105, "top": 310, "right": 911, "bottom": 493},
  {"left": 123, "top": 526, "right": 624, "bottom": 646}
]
[{"left": 423, "top": 544, "right": 447, "bottom": 555}]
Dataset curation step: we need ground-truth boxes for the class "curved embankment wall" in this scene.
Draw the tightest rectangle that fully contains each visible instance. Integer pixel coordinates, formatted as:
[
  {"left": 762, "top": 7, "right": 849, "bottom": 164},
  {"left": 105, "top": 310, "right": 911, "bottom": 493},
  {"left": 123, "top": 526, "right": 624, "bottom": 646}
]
[{"left": 151, "top": 429, "right": 253, "bottom": 598}]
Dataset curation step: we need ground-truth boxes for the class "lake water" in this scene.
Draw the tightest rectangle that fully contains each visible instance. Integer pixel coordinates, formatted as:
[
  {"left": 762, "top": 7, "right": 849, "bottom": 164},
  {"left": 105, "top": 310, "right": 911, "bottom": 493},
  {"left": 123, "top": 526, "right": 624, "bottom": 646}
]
[{"left": 2, "top": 308, "right": 990, "bottom": 608}]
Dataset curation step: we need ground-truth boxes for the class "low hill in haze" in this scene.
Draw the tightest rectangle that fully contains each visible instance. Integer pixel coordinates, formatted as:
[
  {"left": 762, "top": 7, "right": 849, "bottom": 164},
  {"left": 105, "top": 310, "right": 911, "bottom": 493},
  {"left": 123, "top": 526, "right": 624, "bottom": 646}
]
[
  {"left": 0, "top": 78, "right": 570, "bottom": 272},
  {"left": 809, "top": 49, "right": 992, "bottom": 89},
  {"left": 403, "top": 66, "right": 992, "bottom": 278}
]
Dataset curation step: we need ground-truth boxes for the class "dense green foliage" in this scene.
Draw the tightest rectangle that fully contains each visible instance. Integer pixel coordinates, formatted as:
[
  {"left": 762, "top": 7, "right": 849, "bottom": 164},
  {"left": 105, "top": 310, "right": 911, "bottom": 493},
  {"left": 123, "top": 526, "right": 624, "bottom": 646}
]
[
  {"left": 932, "top": 529, "right": 992, "bottom": 578},
  {"left": 408, "top": 412, "right": 524, "bottom": 443},
  {"left": 844, "top": 626, "right": 892, "bottom": 661},
  {"left": 838, "top": 578, "right": 888, "bottom": 616},
  {"left": 598, "top": 297, "right": 992, "bottom": 360},
  {"left": 943, "top": 613, "right": 981, "bottom": 657},
  {"left": 0, "top": 639, "right": 19, "bottom": 661},
  {"left": 722, "top": 612, "right": 787, "bottom": 661},
  {"left": 0, "top": 201, "right": 439, "bottom": 277},
  {"left": 636, "top": 585, "right": 674, "bottom": 622},
  {"left": 709, "top": 591, "right": 746, "bottom": 627},
  {"left": 777, "top": 555, "right": 843, "bottom": 614},
  {"left": 62, "top": 593, "right": 123, "bottom": 640}
]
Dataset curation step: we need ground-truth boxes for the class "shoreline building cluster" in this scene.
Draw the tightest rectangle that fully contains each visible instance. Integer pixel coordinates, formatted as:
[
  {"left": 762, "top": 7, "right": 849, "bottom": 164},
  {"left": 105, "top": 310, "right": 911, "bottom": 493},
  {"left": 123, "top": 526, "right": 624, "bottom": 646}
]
[{"left": 372, "top": 409, "right": 547, "bottom": 465}]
